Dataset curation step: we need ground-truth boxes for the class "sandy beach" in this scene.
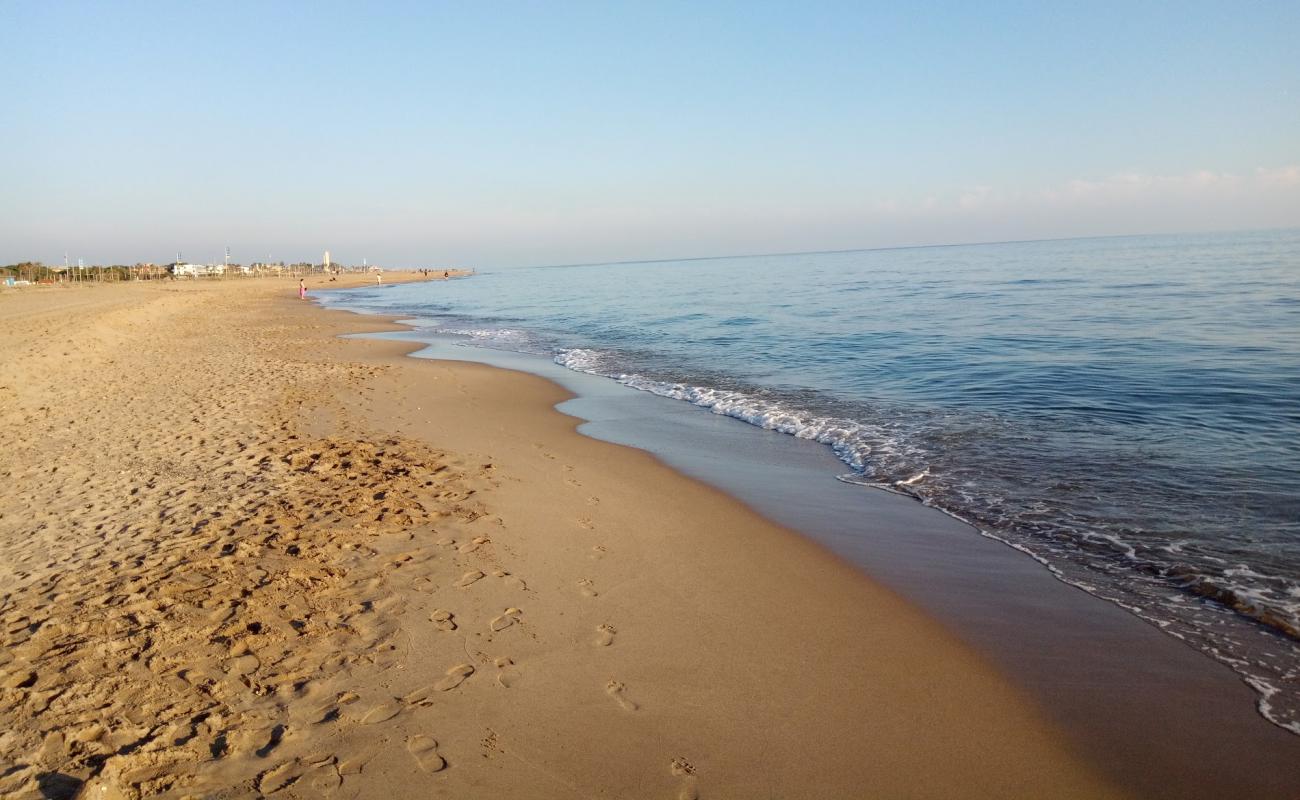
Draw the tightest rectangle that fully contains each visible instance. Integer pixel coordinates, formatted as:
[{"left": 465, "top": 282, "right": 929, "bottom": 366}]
[{"left": 0, "top": 275, "right": 1129, "bottom": 798}]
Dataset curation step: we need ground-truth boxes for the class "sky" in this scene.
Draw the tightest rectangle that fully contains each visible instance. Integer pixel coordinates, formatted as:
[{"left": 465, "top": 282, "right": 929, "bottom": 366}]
[{"left": 2, "top": 1, "right": 1298, "bottom": 268}]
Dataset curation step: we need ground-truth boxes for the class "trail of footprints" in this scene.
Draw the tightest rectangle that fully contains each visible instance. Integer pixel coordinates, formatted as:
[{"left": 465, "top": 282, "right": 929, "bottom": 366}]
[
  {"left": 0, "top": 286, "right": 536, "bottom": 796},
  {"left": 0, "top": 293, "right": 694, "bottom": 799},
  {"left": 0, "top": 420, "right": 509, "bottom": 797}
]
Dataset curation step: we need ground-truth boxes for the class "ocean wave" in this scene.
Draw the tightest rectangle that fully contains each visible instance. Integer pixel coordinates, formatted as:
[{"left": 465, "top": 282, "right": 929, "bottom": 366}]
[
  {"left": 555, "top": 349, "right": 892, "bottom": 472},
  {"left": 440, "top": 327, "right": 534, "bottom": 344}
]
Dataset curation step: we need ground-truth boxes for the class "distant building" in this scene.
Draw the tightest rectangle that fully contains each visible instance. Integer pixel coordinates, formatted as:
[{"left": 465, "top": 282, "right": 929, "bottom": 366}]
[{"left": 170, "top": 262, "right": 225, "bottom": 277}]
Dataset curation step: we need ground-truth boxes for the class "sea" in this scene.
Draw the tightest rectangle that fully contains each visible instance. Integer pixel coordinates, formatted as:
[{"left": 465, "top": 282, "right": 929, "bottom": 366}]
[{"left": 321, "top": 229, "right": 1300, "bottom": 734}]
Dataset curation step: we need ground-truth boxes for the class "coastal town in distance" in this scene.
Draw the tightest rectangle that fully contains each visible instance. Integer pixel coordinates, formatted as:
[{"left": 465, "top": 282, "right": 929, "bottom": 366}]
[{"left": 1, "top": 250, "right": 464, "bottom": 285}]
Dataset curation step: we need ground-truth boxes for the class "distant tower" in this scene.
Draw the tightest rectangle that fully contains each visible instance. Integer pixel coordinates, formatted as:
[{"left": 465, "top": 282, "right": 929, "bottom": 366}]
[
  {"left": 225, "top": 246, "right": 230, "bottom": 269},
  {"left": 324, "top": 250, "right": 331, "bottom": 272}
]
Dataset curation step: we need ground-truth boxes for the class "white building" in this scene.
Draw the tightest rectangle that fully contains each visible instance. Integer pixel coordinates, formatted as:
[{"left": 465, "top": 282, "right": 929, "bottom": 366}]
[{"left": 171, "top": 262, "right": 225, "bottom": 277}]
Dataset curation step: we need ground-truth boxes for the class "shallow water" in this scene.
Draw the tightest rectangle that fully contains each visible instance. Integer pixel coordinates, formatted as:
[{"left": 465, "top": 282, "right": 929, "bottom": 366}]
[{"left": 322, "top": 229, "right": 1300, "bottom": 732}]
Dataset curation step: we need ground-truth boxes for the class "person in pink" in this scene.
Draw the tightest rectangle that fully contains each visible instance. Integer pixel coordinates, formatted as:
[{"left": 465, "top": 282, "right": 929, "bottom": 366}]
[{"left": 298, "top": 279, "right": 306, "bottom": 300}]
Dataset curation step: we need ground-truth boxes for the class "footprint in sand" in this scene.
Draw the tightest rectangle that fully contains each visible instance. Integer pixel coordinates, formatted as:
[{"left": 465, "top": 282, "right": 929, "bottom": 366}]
[
  {"left": 406, "top": 735, "right": 447, "bottom": 772},
  {"left": 429, "top": 609, "right": 457, "bottom": 632},
  {"left": 360, "top": 699, "right": 402, "bottom": 725},
  {"left": 605, "top": 680, "right": 638, "bottom": 711},
  {"left": 671, "top": 758, "right": 700, "bottom": 800},
  {"left": 403, "top": 685, "right": 437, "bottom": 707},
  {"left": 455, "top": 570, "right": 485, "bottom": 588},
  {"left": 594, "top": 624, "right": 616, "bottom": 647},
  {"left": 338, "top": 750, "right": 375, "bottom": 776},
  {"left": 302, "top": 759, "right": 342, "bottom": 792},
  {"left": 435, "top": 537, "right": 457, "bottom": 548},
  {"left": 495, "top": 656, "right": 519, "bottom": 688},
  {"left": 434, "top": 663, "right": 475, "bottom": 691},
  {"left": 235, "top": 725, "right": 286, "bottom": 759},
  {"left": 258, "top": 760, "right": 306, "bottom": 794},
  {"left": 308, "top": 701, "right": 343, "bottom": 725},
  {"left": 497, "top": 572, "right": 528, "bottom": 591},
  {"left": 458, "top": 536, "right": 490, "bottom": 554},
  {"left": 590, "top": 544, "right": 607, "bottom": 560},
  {"left": 577, "top": 517, "right": 594, "bottom": 530},
  {"left": 489, "top": 608, "right": 522, "bottom": 632},
  {"left": 578, "top": 578, "right": 598, "bottom": 598}
]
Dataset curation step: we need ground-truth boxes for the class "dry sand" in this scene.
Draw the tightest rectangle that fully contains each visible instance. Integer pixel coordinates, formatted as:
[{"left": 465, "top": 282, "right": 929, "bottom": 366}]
[{"left": 0, "top": 276, "right": 1127, "bottom": 798}]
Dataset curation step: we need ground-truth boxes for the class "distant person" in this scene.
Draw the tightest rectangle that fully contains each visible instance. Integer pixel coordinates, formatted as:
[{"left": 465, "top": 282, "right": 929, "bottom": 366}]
[
  {"left": 376, "top": 273, "right": 382, "bottom": 285},
  {"left": 443, "top": 270, "right": 449, "bottom": 279},
  {"left": 299, "top": 278, "right": 306, "bottom": 300}
]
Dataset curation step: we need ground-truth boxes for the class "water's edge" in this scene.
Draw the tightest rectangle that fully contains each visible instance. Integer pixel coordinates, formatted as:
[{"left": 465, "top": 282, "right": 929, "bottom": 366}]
[
  {"left": 323, "top": 280, "right": 1300, "bottom": 794},
  {"left": 316, "top": 230, "right": 1300, "bottom": 738},
  {"left": 321, "top": 297, "right": 1297, "bottom": 755}
]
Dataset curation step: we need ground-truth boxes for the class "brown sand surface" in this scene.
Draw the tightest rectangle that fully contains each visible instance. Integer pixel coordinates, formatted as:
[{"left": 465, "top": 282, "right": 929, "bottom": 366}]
[{"left": 0, "top": 277, "right": 1127, "bottom": 798}]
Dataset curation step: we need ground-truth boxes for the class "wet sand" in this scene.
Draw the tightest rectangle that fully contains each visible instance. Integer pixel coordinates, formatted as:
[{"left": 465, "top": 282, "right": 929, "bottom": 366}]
[
  {"left": 0, "top": 275, "right": 1127, "bottom": 798},
  {"left": 364, "top": 327, "right": 1300, "bottom": 800}
]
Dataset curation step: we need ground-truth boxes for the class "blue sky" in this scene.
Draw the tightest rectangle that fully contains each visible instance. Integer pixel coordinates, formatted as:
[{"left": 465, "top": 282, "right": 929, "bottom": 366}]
[{"left": 2, "top": 1, "right": 1297, "bottom": 267}]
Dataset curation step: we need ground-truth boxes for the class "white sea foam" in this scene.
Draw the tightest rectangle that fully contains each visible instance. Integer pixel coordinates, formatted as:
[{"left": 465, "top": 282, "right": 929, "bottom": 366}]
[
  {"left": 897, "top": 469, "right": 929, "bottom": 486},
  {"left": 442, "top": 327, "right": 532, "bottom": 345},
  {"left": 555, "top": 348, "right": 886, "bottom": 472}
]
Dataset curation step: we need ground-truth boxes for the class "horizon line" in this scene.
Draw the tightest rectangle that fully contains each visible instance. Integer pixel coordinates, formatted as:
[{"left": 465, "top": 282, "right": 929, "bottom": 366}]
[
  {"left": 507, "top": 225, "right": 1298, "bottom": 272},
  {"left": 5, "top": 225, "right": 1296, "bottom": 271}
]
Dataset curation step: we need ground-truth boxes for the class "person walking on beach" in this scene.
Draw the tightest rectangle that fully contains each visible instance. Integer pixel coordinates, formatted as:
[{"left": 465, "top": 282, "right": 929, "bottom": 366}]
[{"left": 298, "top": 278, "right": 306, "bottom": 300}]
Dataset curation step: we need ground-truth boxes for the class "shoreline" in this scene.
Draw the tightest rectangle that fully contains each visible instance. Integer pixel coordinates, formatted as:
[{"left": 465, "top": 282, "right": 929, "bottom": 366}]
[
  {"left": 0, "top": 277, "right": 1131, "bottom": 798},
  {"left": 323, "top": 287, "right": 1300, "bottom": 798},
  {"left": 320, "top": 234, "right": 1300, "bottom": 744}
]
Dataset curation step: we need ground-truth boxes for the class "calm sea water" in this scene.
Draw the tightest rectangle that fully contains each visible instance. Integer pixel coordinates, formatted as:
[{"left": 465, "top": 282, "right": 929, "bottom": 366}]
[{"left": 324, "top": 230, "right": 1300, "bottom": 732}]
